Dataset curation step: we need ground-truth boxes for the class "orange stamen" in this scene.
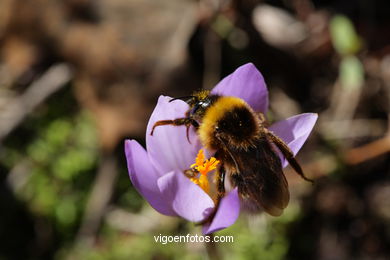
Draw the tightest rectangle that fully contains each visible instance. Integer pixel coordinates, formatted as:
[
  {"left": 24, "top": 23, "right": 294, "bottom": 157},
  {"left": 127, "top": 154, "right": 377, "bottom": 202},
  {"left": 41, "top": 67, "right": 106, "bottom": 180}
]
[{"left": 189, "top": 149, "right": 220, "bottom": 193}]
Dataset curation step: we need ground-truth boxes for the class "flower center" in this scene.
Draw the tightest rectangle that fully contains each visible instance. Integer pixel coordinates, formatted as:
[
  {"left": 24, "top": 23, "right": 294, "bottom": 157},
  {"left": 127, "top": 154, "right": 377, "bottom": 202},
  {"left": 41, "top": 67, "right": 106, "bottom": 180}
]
[{"left": 190, "top": 149, "right": 220, "bottom": 193}]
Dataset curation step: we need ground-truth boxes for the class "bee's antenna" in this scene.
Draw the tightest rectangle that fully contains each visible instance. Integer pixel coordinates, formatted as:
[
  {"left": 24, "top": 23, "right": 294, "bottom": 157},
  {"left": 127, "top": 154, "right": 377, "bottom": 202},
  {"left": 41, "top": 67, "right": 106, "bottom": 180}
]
[{"left": 169, "top": 96, "right": 195, "bottom": 103}]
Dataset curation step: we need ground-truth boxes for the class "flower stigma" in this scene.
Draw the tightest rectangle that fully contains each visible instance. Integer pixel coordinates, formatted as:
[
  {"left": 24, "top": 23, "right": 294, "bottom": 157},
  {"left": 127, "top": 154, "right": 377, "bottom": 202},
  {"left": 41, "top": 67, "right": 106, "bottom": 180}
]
[{"left": 189, "top": 149, "right": 220, "bottom": 193}]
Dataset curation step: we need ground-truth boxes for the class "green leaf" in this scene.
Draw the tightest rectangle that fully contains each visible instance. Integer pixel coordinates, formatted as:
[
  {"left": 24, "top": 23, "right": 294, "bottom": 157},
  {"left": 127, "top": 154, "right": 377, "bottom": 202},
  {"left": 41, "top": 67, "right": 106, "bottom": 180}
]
[
  {"left": 330, "top": 15, "right": 361, "bottom": 55},
  {"left": 56, "top": 198, "right": 77, "bottom": 226},
  {"left": 339, "top": 56, "right": 364, "bottom": 90}
]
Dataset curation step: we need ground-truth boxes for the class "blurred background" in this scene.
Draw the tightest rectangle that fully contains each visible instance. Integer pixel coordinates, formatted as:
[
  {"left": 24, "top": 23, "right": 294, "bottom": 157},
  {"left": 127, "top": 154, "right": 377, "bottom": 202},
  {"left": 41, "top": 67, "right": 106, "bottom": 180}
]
[{"left": 0, "top": 0, "right": 389, "bottom": 259}]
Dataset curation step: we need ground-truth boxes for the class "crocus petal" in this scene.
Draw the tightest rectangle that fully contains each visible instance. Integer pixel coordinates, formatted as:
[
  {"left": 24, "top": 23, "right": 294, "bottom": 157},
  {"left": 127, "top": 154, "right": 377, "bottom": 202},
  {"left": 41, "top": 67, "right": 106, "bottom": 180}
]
[
  {"left": 211, "top": 63, "right": 269, "bottom": 113},
  {"left": 202, "top": 188, "right": 240, "bottom": 234},
  {"left": 125, "top": 140, "right": 177, "bottom": 216},
  {"left": 157, "top": 171, "right": 215, "bottom": 222},
  {"left": 269, "top": 113, "right": 318, "bottom": 167},
  {"left": 146, "top": 96, "right": 202, "bottom": 174}
]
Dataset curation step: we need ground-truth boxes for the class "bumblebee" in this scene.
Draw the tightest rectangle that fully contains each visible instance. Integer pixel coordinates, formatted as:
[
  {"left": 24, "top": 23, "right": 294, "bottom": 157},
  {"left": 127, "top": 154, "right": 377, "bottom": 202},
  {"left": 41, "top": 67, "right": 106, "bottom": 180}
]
[{"left": 151, "top": 90, "right": 312, "bottom": 220}]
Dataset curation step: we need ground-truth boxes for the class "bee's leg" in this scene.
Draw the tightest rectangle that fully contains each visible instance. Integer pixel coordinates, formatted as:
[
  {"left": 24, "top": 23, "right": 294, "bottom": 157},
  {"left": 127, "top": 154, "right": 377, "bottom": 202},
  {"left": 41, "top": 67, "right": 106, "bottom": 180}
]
[
  {"left": 266, "top": 130, "right": 313, "bottom": 183},
  {"left": 185, "top": 120, "right": 199, "bottom": 144},
  {"left": 150, "top": 118, "right": 187, "bottom": 135},
  {"left": 150, "top": 118, "right": 198, "bottom": 143},
  {"left": 197, "top": 166, "right": 226, "bottom": 225},
  {"left": 215, "top": 166, "right": 226, "bottom": 208}
]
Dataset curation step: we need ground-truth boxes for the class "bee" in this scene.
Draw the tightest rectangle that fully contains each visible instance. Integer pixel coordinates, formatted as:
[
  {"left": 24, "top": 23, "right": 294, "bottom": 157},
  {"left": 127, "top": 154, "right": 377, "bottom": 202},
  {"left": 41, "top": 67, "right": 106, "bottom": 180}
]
[{"left": 151, "top": 90, "right": 312, "bottom": 221}]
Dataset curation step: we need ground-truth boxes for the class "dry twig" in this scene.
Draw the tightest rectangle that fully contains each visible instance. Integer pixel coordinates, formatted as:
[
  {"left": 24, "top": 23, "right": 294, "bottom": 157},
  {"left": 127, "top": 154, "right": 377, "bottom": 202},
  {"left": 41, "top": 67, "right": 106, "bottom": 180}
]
[{"left": 0, "top": 64, "right": 72, "bottom": 142}]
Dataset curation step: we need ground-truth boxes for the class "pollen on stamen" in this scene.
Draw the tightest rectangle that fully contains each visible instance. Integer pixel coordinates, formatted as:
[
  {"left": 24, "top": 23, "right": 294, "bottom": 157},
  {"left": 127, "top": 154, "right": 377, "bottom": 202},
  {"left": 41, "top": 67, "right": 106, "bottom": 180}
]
[{"left": 190, "top": 149, "right": 220, "bottom": 193}]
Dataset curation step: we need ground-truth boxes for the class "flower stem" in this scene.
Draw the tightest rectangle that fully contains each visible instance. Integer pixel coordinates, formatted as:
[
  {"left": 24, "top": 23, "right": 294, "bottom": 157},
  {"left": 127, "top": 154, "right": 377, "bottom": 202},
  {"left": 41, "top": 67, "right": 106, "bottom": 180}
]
[{"left": 205, "top": 233, "right": 222, "bottom": 260}]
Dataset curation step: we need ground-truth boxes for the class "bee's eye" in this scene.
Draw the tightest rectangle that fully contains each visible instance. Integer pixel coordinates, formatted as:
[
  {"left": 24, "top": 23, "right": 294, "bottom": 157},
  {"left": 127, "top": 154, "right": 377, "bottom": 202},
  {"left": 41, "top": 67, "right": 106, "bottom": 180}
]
[
  {"left": 190, "top": 103, "right": 201, "bottom": 115},
  {"left": 190, "top": 100, "right": 210, "bottom": 115}
]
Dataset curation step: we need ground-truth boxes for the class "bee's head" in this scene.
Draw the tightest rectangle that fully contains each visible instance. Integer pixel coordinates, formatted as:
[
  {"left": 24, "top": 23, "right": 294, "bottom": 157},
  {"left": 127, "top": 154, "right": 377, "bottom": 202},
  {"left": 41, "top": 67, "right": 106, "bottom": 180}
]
[{"left": 170, "top": 90, "right": 218, "bottom": 120}]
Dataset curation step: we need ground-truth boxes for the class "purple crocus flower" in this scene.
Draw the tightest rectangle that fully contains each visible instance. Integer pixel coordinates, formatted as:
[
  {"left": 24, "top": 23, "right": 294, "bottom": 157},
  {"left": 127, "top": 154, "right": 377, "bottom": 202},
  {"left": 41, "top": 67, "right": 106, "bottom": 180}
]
[{"left": 125, "top": 63, "right": 317, "bottom": 234}]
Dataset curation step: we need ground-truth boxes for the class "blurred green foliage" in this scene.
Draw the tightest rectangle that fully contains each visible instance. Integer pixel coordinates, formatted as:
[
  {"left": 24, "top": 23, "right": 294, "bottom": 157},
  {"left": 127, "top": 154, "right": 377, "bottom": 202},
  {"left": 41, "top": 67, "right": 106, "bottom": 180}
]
[
  {"left": 330, "top": 15, "right": 362, "bottom": 55},
  {"left": 339, "top": 56, "right": 364, "bottom": 90},
  {"left": 5, "top": 113, "right": 99, "bottom": 233},
  {"left": 331, "top": 15, "right": 364, "bottom": 94}
]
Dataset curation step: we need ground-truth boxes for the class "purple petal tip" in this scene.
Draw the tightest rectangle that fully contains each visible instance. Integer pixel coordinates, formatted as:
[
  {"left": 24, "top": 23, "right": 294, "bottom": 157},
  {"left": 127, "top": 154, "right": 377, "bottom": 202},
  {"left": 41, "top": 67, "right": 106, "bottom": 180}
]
[{"left": 202, "top": 188, "right": 240, "bottom": 234}]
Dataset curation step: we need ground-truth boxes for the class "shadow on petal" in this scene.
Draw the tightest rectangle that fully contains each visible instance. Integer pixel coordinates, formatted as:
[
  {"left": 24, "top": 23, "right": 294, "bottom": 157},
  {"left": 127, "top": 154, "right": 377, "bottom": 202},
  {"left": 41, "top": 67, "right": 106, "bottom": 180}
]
[
  {"left": 269, "top": 113, "right": 318, "bottom": 167},
  {"left": 158, "top": 171, "right": 214, "bottom": 222},
  {"left": 202, "top": 188, "right": 240, "bottom": 234},
  {"left": 211, "top": 63, "right": 269, "bottom": 113},
  {"left": 125, "top": 140, "right": 176, "bottom": 216}
]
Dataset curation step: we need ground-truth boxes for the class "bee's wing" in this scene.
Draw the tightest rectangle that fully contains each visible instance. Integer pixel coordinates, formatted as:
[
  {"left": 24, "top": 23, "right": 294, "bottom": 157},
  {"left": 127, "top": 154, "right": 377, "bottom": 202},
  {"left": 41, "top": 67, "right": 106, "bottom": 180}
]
[{"left": 232, "top": 137, "right": 290, "bottom": 216}]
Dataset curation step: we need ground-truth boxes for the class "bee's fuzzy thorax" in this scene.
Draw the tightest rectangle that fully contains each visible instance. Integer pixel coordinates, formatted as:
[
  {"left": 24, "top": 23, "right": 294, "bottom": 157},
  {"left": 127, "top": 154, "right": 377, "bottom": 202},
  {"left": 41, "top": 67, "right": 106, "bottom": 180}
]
[
  {"left": 193, "top": 90, "right": 211, "bottom": 101},
  {"left": 198, "top": 96, "right": 260, "bottom": 150}
]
